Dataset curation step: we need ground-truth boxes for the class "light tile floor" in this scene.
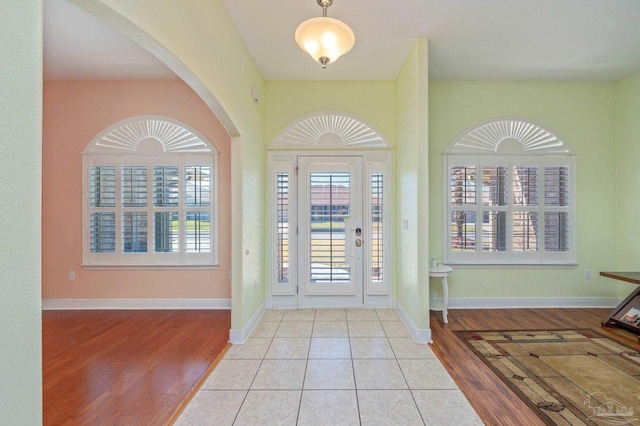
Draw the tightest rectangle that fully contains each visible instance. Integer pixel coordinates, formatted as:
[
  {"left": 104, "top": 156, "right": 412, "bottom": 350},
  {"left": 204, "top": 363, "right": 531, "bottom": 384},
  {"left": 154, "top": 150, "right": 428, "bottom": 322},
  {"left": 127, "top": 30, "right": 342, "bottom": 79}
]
[{"left": 176, "top": 309, "right": 483, "bottom": 426}]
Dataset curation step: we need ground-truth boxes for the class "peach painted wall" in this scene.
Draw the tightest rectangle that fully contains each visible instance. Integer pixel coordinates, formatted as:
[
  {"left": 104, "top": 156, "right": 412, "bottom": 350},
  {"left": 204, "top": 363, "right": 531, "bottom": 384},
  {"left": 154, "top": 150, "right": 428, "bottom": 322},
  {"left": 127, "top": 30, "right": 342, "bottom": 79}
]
[{"left": 43, "top": 80, "right": 232, "bottom": 300}]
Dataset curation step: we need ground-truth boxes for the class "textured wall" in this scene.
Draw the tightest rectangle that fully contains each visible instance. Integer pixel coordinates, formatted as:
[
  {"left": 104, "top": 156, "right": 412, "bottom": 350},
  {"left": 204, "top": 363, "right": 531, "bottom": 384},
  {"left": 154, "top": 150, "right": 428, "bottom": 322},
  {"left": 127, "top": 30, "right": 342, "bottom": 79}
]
[
  {"left": 42, "top": 80, "right": 232, "bottom": 301},
  {"left": 429, "top": 81, "right": 617, "bottom": 301},
  {"left": 614, "top": 71, "right": 640, "bottom": 298},
  {"left": 0, "top": 0, "right": 43, "bottom": 422},
  {"left": 395, "top": 38, "right": 430, "bottom": 330}
]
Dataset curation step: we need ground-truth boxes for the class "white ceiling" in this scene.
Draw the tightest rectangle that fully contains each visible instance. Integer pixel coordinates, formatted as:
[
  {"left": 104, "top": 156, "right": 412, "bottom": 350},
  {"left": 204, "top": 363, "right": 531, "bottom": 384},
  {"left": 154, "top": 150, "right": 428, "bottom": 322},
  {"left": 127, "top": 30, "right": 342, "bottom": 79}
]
[
  {"left": 44, "top": 0, "right": 640, "bottom": 82},
  {"left": 44, "top": 0, "right": 177, "bottom": 81}
]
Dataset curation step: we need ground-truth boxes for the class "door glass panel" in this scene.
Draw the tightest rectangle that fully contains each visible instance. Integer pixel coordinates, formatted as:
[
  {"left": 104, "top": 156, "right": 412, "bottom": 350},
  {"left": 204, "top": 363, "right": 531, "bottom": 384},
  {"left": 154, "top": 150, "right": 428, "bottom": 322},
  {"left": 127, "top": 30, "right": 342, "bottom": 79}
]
[
  {"left": 371, "top": 173, "right": 383, "bottom": 283},
  {"left": 309, "top": 172, "right": 350, "bottom": 283},
  {"left": 277, "top": 172, "right": 289, "bottom": 284}
]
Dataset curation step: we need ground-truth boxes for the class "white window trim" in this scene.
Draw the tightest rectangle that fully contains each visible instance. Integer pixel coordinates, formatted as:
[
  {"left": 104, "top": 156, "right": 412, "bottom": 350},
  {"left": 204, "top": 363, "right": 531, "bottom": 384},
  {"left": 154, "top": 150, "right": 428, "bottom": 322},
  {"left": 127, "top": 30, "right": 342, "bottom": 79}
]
[
  {"left": 82, "top": 116, "right": 219, "bottom": 268},
  {"left": 442, "top": 117, "right": 577, "bottom": 267}
]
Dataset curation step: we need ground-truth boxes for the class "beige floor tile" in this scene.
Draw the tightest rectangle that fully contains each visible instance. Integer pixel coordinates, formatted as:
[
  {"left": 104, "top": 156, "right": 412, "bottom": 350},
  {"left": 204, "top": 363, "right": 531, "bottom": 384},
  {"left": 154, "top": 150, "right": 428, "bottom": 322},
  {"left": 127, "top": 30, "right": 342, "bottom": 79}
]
[
  {"left": 312, "top": 321, "right": 349, "bottom": 337},
  {"left": 314, "top": 309, "right": 347, "bottom": 322},
  {"left": 389, "top": 337, "right": 437, "bottom": 358},
  {"left": 304, "top": 359, "right": 355, "bottom": 390},
  {"left": 298, "top": 390, "right": 359, "bottom": 426},
  {"left": 234, "top": 390, "right": 301, "bottom": 426},
  {"left": 275, "top": 321, "right": 314, "bottom": 338},
  {"left": 412, "top": 389, "right": 484, "bottom": 425},
  {"left": 353, "top": 359, "right": 408, "bottom": 389},
  {"left": 381, "top": 320, "right": 411, "bottom": 338},
  {"left": 376, "top": 309, "right": 401, "bottom": 321},
  {"left": 261, "top": 309, "right": 286, "bottom": 322},
  {"left": 358, "top": 390, "right": 423, "bottom": 426},
  {"left": 174, "top": 390, "right": 246, "bottom": 426},
  {"left": 350, "top": 337, "right": 395, "bottom": 359},
  {"left": 251, "top": 359, "right": 307, "bottom": 390},
  {"left": 225, "top": 338, "right": 272, "bottom": 360},
  {"left": 282, "top": 309, "right": 316, "bottom": 322},
  {"left": 265, "top": 337, "right": 311, "bottom": 359},
  {"left": 252, "top": 321, "right": 279, "bottom": 338},
  {"left": 309, "top": 337, "right": 352, "bottom": 359},
  {"left": 346, "top": 308, "right": 380, "bottom": 321},
  {"left": 398, "top": 359, "right": 458, "bottom": 390},
  {"left": 200, "top": 359, "right": 261, "bottom": 390},
  {"left": 348, "top": 321, "right": 386, "bottom": 337}
]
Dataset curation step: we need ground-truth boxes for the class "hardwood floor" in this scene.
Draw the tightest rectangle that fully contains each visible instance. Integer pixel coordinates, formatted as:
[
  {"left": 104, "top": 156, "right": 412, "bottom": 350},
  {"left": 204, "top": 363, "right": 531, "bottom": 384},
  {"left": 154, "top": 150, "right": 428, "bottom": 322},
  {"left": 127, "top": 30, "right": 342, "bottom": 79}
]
[
  {"left": 430, "top": 308, "right": 640, "bottom": 426},
  {"left": 43, "top": 310, "right": 230, "bottom": 426}
]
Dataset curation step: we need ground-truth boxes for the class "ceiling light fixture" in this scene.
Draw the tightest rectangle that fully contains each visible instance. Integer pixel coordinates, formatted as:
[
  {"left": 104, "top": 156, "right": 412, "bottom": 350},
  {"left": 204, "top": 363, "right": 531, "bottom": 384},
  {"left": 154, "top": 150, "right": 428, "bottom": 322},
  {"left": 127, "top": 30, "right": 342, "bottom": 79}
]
[{"left": 295, "top": 0, "right": 355, "bottom": 69}]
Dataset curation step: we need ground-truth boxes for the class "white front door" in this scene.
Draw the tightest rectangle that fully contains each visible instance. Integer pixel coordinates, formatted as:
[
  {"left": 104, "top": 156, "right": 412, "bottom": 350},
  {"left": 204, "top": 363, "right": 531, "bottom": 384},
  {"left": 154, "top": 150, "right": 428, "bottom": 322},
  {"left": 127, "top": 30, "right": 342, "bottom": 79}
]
[{"left": 297, "top": 156, "right": 364, "bottom": 307}]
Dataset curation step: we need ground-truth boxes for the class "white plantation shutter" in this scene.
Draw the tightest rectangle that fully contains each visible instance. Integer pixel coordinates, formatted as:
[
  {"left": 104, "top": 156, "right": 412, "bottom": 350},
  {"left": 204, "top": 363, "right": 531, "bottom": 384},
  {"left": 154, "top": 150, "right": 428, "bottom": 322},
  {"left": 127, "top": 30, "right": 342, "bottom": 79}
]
[
  {"left": 83, "top": 117, "right": 218, "bottom": 267},
  {"left": 443, "top": 118, "right": 576, "bottom": 266}
]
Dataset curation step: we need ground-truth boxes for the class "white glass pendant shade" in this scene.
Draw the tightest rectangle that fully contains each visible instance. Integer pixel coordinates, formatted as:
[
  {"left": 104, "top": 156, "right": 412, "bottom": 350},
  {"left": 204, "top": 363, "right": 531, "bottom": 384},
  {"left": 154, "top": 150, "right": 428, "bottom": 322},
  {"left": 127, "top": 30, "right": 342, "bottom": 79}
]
[{"left": 295, "top": 17, "right": 355, "bottom": 67}]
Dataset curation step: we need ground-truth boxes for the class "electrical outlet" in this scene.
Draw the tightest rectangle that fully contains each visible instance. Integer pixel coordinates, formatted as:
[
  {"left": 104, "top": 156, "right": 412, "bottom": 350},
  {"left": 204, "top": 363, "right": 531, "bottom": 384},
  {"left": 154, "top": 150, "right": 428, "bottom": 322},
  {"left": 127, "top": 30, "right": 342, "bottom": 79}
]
[
  {"left": 69, "top": 271, "right": 76, "bottom": 281},
  {"left": 584, "top": 270, "right": 591, "bottom": 279},
  {"left": 228, "top": 270, "right": 232, "bottom": 280}
]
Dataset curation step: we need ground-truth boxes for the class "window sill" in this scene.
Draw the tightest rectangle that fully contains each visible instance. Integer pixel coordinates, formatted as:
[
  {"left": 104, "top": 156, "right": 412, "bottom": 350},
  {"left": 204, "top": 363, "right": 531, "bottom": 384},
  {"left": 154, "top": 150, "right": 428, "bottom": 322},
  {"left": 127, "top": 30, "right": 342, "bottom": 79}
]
[
  {"left": 83, "top": 264, "right": 219, "bottom": 271},
  {"left": 443, "top": 263, "right": 578, "bottom": 269}
]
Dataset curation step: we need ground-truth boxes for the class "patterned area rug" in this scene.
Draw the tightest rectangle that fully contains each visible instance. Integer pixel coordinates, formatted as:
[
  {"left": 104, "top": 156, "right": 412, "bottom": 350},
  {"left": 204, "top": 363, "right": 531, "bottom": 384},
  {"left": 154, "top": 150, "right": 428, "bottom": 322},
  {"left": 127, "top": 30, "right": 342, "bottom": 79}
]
[{"left": 457, "top": 330, "right": 640, "bottom": 425}]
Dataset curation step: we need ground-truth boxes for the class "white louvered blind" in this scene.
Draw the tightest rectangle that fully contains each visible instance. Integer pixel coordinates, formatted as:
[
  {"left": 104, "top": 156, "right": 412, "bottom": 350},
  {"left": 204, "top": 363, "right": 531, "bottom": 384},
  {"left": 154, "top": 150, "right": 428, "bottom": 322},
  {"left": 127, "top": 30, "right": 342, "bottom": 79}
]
[
  {"left": 86, "top": 159, "right": 215, "bottom": 265},
  {"left": 277, "top": 172, "right": 290, "bottom": 284},
  {"left": 371, "top": 173, "right": 384, "bottom": 283},
  {"left": 309, "top": 172, "right": 350, "bottom": 283},
  {"left": 445, "top": 156, "right": 575, "bottom": 265}
]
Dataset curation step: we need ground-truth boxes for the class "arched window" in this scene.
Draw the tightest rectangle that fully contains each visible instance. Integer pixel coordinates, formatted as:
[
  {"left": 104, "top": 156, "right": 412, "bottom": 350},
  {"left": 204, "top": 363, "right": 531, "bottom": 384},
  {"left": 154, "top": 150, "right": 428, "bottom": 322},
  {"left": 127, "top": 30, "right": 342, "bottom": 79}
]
[
  {"left": 83, "top": 116, "right": 218, "bottom": 267},
  {"left": 443, "top": 117, "right": 576, "bottom": 266}
]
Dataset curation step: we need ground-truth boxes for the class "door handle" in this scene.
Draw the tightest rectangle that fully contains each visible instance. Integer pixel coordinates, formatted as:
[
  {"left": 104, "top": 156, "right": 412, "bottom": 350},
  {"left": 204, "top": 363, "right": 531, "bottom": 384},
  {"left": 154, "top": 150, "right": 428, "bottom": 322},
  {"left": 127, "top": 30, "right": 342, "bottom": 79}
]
[{"left": 355, "top": 239, "right": 362, "bottom": 247}]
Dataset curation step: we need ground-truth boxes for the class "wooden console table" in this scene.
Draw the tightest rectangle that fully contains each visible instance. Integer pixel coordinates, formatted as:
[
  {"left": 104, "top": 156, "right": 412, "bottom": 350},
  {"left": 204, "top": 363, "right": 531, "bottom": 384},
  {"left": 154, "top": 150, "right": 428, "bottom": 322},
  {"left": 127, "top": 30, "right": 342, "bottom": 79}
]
[{"left": 600, "top": 272, "right": 640, "bottom": 340}]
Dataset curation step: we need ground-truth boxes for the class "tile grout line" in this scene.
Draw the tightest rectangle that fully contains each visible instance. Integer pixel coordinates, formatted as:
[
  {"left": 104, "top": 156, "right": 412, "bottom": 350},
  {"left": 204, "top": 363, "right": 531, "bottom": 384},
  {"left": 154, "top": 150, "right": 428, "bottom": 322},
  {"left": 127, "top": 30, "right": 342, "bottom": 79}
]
[
  {"left": 346, "top": 310, "right": 363, "bottom": 426},
  {"left": 382, "top": 311, "right": 427, "bottom": 426},
  {"left": 294, "top": 310, "right": 315, "bottom": 425},
  {"left": 384, "top": 315, "right": 427, "bottom": 426},
  {"left": 231, "top": 318, "right": 280, "bottom": 425}
]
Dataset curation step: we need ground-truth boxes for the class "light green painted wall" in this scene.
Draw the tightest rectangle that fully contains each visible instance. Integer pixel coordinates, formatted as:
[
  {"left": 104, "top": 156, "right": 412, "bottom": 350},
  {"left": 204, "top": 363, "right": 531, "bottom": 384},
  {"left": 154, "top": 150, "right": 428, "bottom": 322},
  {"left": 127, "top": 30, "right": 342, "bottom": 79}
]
[
  {"left": 264, "top": 81, "right": 396, "bottom": 144},
  {"left": 429, "top": 81, "right": 617, "bottom": 301},
  {"left": 0, "top": 0, "right": 42, "bottom": 422},
  {"left": 395, "top": 38, "right": 430, "bottom": 329},
  {"left": 614, "top": 71, "right": 640, "bottom": 298},
  {"left": 264, "top": 80, "right": 397, "bottom": 303},
  {"left": 90, "top": 0, "right": 266, "bottom": 328}
]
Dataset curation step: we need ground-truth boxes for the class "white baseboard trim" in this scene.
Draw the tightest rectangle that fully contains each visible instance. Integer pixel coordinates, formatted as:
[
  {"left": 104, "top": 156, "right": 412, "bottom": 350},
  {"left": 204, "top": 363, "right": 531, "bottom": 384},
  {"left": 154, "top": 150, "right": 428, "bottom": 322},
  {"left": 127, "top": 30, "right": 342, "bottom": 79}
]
[
  {"left": 229, "top": 301, "right": 266, "bottom": 344},
  {"left": 42, "top": 298, "right": 231, "bottom": 310},
  {"left": 431, "top": 297, "right": 618, "bottom": 310},
  {"left": 395, "top": 300, "right": 432, "bottom": 344}
]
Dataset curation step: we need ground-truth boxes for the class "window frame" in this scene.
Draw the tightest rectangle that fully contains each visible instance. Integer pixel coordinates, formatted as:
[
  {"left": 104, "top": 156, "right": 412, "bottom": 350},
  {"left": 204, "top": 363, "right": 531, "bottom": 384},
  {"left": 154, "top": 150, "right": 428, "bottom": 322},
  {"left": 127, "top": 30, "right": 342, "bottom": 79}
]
[
  {"left": 442, "top": 118, "right": 577, "bottom": 267},
  {"left": 82, "top": 116, "right": 219, "bottom": 269}
]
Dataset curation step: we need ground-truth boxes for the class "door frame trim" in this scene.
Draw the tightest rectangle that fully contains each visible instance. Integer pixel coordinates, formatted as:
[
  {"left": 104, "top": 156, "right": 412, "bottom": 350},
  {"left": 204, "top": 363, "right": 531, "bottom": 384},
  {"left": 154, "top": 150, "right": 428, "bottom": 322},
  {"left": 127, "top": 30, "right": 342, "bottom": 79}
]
[{"left": 266, "top": 150, "right": 393, "bottom": 309}]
